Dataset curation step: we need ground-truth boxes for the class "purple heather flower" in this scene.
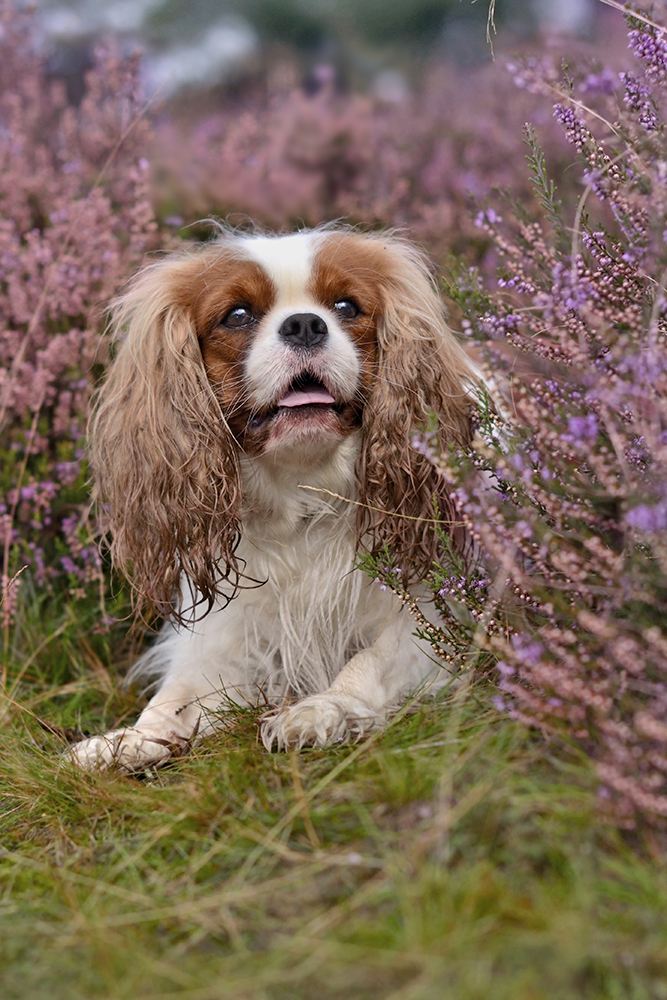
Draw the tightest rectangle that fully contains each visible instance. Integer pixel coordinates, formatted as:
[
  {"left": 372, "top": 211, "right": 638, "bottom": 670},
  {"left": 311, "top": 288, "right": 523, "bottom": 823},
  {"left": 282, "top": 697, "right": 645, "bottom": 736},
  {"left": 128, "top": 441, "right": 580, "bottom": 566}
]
[
  {"left": 56, "top": 461, "right": 80, "bottom": 486},
  {"left": 511, "top": 636, "right": 543, "bottom": 666},
  {"left": 581, "top": 70, "right": 616, "bottom": 95},
  {"left": 567, "top": 414, "right": 599, "bottom": 441},
  {"left": 627, "top": 503, "right": 667, "bottom": 532},
  {"left": 553, "top": 103, "right": 589, "bottom": 149},
  {"left": 628, "top": 27, "right": 667, "bottom": 86},
  {"left": 475, "top": 208, "right": 502, "bottom": 228},
  {"left": 619, "top": 71, "right": 658, "bottom": 131}
]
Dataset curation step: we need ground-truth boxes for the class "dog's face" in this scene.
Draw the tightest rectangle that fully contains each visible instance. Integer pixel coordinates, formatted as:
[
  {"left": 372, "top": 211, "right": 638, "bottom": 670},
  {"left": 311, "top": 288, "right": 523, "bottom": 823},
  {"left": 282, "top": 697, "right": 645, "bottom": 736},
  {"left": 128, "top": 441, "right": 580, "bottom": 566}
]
[
  {"left": 93, "top": 226, "right": 475, "bottom": 619},
  {"left": 181, "top": 232, "right": 388, "bottom": 458}
]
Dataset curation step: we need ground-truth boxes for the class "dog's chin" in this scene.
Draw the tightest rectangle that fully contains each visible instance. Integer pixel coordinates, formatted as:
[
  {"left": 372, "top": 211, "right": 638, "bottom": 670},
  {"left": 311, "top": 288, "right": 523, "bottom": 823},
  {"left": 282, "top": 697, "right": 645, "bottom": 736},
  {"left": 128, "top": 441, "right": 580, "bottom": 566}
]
[
  {"left": 268, "top": 404, "right": 347, "bottom": 451},
  {"left": 235, "top": 402, "right": 361, "bottom": 457}
]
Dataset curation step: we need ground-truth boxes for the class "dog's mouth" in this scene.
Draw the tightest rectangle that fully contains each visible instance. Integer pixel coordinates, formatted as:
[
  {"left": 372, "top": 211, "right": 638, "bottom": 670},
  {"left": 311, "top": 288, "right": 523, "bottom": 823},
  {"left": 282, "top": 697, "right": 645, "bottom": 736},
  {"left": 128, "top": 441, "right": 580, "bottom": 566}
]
[
  {"left": 277, "top": 372, "right": 336, "bottom": 409},
  {"left": 242, "top": 370, "right": 359, "bottom": 440}
]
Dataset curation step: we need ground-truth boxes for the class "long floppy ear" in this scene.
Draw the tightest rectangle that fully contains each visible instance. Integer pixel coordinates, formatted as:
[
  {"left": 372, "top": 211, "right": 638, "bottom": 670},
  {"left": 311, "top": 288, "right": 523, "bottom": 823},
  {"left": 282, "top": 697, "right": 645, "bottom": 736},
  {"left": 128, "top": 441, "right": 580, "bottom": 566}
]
[
  {"left": 357, "top": 237, "right": 476, "bottom": 584},
  {"left": 89, "top": 255, "right": 242, "bottom": 623}
]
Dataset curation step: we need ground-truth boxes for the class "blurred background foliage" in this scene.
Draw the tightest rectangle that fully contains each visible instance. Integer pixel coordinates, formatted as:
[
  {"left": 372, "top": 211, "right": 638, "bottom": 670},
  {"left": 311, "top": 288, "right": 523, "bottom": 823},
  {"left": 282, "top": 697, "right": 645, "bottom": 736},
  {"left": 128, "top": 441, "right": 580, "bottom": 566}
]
[
  {"left": 32, "top": 0, "right": 599, "bottom": 98},
  {"left": 16, "top": 0, "right": 613, "bottom": 270}
]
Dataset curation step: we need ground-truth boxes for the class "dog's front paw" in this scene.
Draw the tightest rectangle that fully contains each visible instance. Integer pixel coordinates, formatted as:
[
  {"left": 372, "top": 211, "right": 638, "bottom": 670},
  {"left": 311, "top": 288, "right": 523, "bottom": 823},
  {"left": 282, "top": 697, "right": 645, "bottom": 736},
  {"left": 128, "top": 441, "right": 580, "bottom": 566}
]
[
  {"left": 260, "top": 694, "right": 381, "bottom": 751},
  {"left": 68, "top": 727, "right": 188, "bottom": 773}
]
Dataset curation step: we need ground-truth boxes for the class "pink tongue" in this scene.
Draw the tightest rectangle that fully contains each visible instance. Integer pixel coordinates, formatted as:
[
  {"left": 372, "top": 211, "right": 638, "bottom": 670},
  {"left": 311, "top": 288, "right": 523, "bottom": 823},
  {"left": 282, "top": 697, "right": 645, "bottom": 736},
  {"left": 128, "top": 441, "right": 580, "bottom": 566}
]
[{"left": 278, "top": 385, "right": 335, "bottom": 407}]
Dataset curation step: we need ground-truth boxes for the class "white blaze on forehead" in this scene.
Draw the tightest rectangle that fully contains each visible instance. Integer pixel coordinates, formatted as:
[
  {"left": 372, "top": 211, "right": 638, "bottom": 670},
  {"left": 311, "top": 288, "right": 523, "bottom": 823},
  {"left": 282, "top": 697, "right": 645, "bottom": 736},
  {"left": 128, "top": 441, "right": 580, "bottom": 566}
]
[
  {"left": 242, "top": 231, "right": 318, "bottom": 305},
  {"left": 239, "top": 230, "right": 361, "bottom": 411}
]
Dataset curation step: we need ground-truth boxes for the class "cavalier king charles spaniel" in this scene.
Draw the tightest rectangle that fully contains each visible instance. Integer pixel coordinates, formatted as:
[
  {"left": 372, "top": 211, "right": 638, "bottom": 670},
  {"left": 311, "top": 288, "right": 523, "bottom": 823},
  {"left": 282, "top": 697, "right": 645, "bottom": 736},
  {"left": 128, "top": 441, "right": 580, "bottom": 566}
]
[{"left": 70, "top": 225, "right": 476, "bottom": 772}]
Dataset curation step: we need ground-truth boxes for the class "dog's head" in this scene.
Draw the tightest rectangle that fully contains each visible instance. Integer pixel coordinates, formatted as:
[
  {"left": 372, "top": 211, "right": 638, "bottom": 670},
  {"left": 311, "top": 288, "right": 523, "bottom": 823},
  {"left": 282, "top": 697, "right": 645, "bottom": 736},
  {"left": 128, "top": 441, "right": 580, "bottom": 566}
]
[
  {"left": 92, "top": 226, "right": 476, "bottom": 620},
  {"left": 196, "top": 231, "right": 379, "bottom": 460}
]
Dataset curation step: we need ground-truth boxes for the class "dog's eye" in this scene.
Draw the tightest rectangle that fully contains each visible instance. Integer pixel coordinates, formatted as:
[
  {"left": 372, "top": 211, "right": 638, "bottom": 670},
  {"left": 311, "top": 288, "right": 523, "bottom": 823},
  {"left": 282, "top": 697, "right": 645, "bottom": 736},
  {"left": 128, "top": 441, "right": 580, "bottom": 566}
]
[
  {"left": 221, "top": 306, "right": 254, "bottom": 329},
  {"left": 333, "top": 299, "right": 360, "bottom": 320}
]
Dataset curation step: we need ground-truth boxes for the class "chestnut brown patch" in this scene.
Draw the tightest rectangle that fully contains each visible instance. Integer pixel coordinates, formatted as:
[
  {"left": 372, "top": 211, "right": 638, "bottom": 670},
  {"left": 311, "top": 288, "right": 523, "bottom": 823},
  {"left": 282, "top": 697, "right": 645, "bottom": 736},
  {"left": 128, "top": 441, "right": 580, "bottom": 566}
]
[
  {"left": 308, "top": 234, "right": 386, "bottom": 398},
  {"left": 194, "top": 254, "right": 277, "bottom": 415}
]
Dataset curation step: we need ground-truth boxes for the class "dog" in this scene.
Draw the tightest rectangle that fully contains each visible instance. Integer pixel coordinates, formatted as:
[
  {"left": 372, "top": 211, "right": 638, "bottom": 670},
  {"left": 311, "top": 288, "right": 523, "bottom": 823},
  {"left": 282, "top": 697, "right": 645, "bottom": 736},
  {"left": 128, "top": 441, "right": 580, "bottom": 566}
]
[{"left": 70, "top": 225, "right": 476, "bottom": 772}]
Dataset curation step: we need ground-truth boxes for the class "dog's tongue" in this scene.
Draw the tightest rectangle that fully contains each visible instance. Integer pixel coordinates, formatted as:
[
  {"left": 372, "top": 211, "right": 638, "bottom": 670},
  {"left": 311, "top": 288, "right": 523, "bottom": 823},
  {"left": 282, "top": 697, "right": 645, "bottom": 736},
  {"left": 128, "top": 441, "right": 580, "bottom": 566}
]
[{"left": 278, "top": 384, "right": 335, "bottom": 407}]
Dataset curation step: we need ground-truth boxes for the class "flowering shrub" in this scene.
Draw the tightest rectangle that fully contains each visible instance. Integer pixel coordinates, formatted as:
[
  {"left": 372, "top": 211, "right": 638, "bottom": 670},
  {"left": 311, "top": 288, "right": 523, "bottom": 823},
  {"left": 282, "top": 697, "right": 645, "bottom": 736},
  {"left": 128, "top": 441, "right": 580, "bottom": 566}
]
[
  {"left": 398, "top": 2, "right": 667, "bottom": 825},
  {"left": 0, "top": 6, "right": 158, "bottom": 618}
]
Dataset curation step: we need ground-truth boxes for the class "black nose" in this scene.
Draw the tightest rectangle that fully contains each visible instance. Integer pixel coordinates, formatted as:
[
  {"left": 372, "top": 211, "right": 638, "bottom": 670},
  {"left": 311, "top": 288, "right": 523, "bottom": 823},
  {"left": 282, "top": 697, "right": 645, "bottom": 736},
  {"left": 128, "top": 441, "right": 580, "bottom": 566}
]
[{"left": 279, "top": 312, "right": 328, "bottom": 350}]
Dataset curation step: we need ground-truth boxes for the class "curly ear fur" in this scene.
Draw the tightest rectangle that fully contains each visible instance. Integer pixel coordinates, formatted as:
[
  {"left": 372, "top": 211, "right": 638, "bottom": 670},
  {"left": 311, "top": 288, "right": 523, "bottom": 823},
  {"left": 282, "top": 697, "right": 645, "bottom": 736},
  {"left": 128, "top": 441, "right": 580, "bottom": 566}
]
[
  {"left": 90, "top": 255, "right": 242, "bottom": 623},
  {"left": 357, "top": 238, "right": 476, "bottom": 583}
]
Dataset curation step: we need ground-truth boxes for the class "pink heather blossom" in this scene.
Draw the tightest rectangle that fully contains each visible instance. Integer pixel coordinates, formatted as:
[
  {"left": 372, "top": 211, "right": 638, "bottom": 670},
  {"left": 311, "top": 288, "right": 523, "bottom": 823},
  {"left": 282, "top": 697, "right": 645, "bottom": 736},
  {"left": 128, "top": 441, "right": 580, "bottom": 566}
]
[
  {"left": 407, "top": 5, "right": 667, "bottom": 824},
  {"left": 0, "top": 6, "right": 159, "bottom": 606}
]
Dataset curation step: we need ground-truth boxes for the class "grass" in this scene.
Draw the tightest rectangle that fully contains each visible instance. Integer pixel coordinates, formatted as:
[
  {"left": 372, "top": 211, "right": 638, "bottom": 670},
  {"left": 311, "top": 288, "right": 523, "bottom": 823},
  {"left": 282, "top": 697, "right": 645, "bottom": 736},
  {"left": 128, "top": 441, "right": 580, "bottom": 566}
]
[{"left": 1, "top": 584, "right": 667, "bottom": 1000}]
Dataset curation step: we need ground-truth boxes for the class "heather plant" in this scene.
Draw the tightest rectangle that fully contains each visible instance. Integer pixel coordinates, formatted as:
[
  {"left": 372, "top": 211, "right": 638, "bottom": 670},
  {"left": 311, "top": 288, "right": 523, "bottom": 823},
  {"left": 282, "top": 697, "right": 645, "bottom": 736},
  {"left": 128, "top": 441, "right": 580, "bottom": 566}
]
[
  {"left": 0, "top": 5, "right": 159, "bottom": 631},
  {"left": 391, "top": 1, "right": 667, "bottom": 825}
]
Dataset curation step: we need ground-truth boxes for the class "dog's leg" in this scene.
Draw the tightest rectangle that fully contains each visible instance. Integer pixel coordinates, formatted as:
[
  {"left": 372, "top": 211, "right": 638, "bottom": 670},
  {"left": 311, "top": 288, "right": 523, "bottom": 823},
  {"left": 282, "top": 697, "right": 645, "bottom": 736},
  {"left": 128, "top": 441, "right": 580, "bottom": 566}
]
[
  {"left": 67, "top": 682, "right": 226, "bottom": 773},
  {"left": 260, "top": 606, "right": 442, "bottom": 751},
  {"left": 68, "top": 606, "right": 256, "bottom": 773}
]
